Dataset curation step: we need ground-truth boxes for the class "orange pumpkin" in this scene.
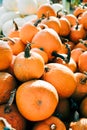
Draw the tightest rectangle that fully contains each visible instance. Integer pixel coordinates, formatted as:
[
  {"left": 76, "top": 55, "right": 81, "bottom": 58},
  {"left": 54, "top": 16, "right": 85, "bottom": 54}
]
[
  {"left": 71, "top": 72, "right": 87, "bottom": 101},
  {"left": 16, "top": 79, "right": 58, "bottom": 121},
  {"left": 32, "top": 116, "right": 66, "bottom": 130},
  {"left": 42, "top": 63, "right": 76, "bottom": 98},
  {"left": 31, "top": 28, "right": 62, "bottom": 61},
  {"left": 78, "top": 51, "right": 87, "bottom": 73},
  {"left": 36, "top": 4, "right": 56, "bottom": 18},
  {"left": 0, "top": 40, "right": 13, "bottom": 71},
  {"left": 0, "top": 72, "right": 17, "bottom": 104},
  {"left": 19, "top": 21, "right": 40, "bottom": 44},
  {"left": 0, "top": 104, "right": 26, "bottom": 130},
  {"left": 13, "top": 44, "right": 44, "bottom": 82},
  {"left": 69, "top": 22, "right": 86, "bottom": 43}
]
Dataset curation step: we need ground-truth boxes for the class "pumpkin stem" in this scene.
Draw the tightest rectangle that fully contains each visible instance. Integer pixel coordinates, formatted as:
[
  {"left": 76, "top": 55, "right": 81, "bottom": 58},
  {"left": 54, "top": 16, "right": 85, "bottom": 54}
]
[
  {"left": 50, "top": 123, "right": 56, "bottom": 130},
  {"left": 34, "top": 14, "right": 45, "bottom": 26},
  {"left": 13, "top": 19, "right": 19, "bottom": 31},
  {"left": 4, "top": 89, "right": 16, "bottom": 113},
  {"left": 24, "top": 43, "right": 31, "bottom": 58},
  {"left": 56, "top": 9, "right": 62, "bottom": 18},
  {"left": 44, "top": 66, "right": 50, "bottom": 72},
  {"left": 75, "top": 22, "right": 79, "bottom": 30},
  {"left": 79, "top": 39, "right": 87, "bottom": 47},
  {"left": 65, "top": 43, "right": 71, "bottom": 63},
  {"left": 0, "top": 37, "right": 15, "bottom": 44},
  {"left": 52, "top": 43, "right": 71, "bottom": 63},
  {"left": 80, "top": 77, "right": 87, "bottom": 84}
]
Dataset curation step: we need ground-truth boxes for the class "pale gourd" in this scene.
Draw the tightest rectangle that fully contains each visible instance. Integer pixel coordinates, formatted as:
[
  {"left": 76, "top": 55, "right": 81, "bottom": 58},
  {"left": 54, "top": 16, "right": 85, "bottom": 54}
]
[
  {"left": 0, "top": 6, "right": 7, "bottom": 18},
  {"left": 17, "top": 0, "right": 38, "bottom": 15},
  {"left": 2, "top": 17, "right": 25, "bottom": 37},
  {"left": 0, "top": 11, "right": 20, "bottom": 32},
  {"left": 2, "top": 0, "right": 18, "bottom": 11},
  {"left": 51, "top": 3, "right": 63, "bottom": 13},
  {"left": 37, "top": 0, "right": 50, "bottom": 7}
]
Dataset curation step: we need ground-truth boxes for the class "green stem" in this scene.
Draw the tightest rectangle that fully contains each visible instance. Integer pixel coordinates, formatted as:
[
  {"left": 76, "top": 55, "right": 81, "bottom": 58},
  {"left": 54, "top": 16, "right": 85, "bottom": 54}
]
[{"left": 24, "top": 43, "right": 31, "bottom": 58}]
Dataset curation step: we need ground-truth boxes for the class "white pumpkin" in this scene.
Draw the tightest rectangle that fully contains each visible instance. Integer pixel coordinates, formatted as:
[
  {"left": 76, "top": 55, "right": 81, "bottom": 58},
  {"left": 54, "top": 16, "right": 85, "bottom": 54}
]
[
  {"left": 51, "top": 3, "right": 63, "bottom": 13},
  {"left": 17, "top": 0, "right": 38, "bottom": 15},
  {"left": 0, "top": 6, "right": 7, "bottom": 18},
  {"left": 2, "top": 17, "right": 25, "bottom": 37},
  {"left": 0, "top": 11, "right": 20, "bottom": 32},
  {"left": 2, "top": 0, "right": 18, "bottom": 11},
  {"left": 24, "top": 14, "right": 38, "bottom": 23},
  {"left": 37, "top": 0, "right": 50, "bottom": 7}
]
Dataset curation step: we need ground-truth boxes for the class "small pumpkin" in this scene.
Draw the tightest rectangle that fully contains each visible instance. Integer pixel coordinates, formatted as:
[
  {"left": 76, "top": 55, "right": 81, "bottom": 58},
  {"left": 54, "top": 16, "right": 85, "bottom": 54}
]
[{"left": 13, "top": 44, "right": 44, "bottom": 82}]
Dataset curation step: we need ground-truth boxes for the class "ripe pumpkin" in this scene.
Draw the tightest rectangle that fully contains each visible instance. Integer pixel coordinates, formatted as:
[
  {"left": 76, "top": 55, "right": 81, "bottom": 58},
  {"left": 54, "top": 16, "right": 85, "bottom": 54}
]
[
  {"left": 42, "top": 63, "right": 77, "bottom": 98},
  {"left": 19, "top": 21, "right": 40, "bottom": 44},
  {"left": 16, "top": 79, "right": 58, "bottom": 121},
  {"left": 41, "top": 15, "right": 61, "bottom": 34},
  {"left": 7, "top": 37, "right": 26, "bottom": 55},
  {"left": 78, "top": 51, "right": 87, "bottom": 73},
  {"left": 0, "top": 40, "right": 13, "bottom": 70},
  {"left": 31, "top": 47, "right": 48, "bottom": 63},
  {"left": 0, "top": 72, "right": 17, "bottom": 105},
  {"left": 32, "top": 116, "right": 66, "bottom": 130},
  {"left": 58, "top": 17, "right": 71, "bottom": 37},
  {"left": 69, "top": 22, "right": 86, "bottom": 43},
  {"left": 31, "top": 28, "right": 62, "bottom": 61},
  {"left": 71, "top": 72, "right": 87, "bottom": 101},
  {"left": 36, "top": 4, "right": 56, "bottom": 18},
  {"left": 13, "top": 44, "right": 44, "bottom": 82},
  {"left": 0, "top": 104, "right": 26, "bottom": 130}
]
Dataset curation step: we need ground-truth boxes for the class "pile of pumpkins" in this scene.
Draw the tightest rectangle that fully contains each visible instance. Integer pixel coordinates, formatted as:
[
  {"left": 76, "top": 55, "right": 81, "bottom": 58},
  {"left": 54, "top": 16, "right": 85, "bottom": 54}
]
[{"left": 0, "top": 0, "right": 87, "bottom": 130}]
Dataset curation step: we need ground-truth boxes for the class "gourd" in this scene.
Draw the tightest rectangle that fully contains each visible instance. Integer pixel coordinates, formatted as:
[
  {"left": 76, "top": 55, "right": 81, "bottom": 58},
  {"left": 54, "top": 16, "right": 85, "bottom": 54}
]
[
  {"left": 2, "top": 0, "right": 18, "bottom": 11},
  {"left": 17, "top": 0, "right": 38, "bottom": 15}
]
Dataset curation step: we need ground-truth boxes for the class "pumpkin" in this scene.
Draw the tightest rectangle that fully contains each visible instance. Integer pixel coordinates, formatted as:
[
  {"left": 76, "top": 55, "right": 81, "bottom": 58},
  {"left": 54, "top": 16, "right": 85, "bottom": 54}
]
[
  {"left": 19, "top": 21, "right": 40, "bottom": 44},
  {"left": 16, "top": 79, "right": 58, "bottom": 121},
  {"left": 7, "top": 37, "right": 26, "bottom": 55},
  {"left": 0, "top": 40, "right": 13, "bottom": 70},
  {"left": 80, "top": 96, "right": 87, "bottom": 117},
  {"left": 17, "top": 0, "right": 38, "bottom": 15},
  {"left": 42, "top": 63, "right": 77, "bottom": 98},
  {"left": 36, "top": 3, "right": 56, "bottom": 18},
  {"left": 32, "top": 116, "right": 66, "bottom": 130},
  {"left": 71, "top": 72, "right": 87, "bottom": 101},
  {"left": 78, "top": 51, "right": 87, "bottom": 73},
  {"left": 0, "top": 72, "right": 17, "bottom": 105},
  {"left": 58, "top": 17, "right": 71, "bottom": 37},
  {"left": 78, "top": 10, "right": 87, "bottom": 30},
  {"left": 69, "top": 22, "right": 86, "bottom": 43},
  {"left": 37, "top": 0, "right": 50, "bottom": 7},
  {"left": 31, "top": 28, "right": 62, "bottom": 61},
  {"left": 2, "top": 0, "right": 18, "bottom": 11},
  {"left": 41, "top": 15, "right": 61, "bottom": 34},
  {"left": 13, "top": 44, "right": 44, "bottom": 82},
  {"left": 0, "top": 104, "right": 26, "bottom": 130}
]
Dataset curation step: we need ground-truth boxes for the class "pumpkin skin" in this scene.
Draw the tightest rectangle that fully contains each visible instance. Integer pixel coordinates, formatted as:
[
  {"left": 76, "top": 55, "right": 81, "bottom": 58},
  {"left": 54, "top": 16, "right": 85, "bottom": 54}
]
[
  {"left": 0, "top": 40, "right": 13, "bottom": 71},
  {"left": 0, "top": 72, "right": 17, "bottom": 105},
  {"left": 31, "top": 28, "right": 62, "bottom": 61},
  {"left": 13, "top": 44, "right": 44, "bottom": 82},
  {"left": 16, "top": 80, "right": 58, "bottom": 121},
  {"left": 42, "top": 63, "right": 77, "bottom": 98}
]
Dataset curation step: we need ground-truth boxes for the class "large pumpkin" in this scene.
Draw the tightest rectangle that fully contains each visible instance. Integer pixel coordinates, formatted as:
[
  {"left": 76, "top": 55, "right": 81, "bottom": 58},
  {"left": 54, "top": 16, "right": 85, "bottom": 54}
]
[{"left": 42, "top": 63, "right": 77, "bottom": 98}]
